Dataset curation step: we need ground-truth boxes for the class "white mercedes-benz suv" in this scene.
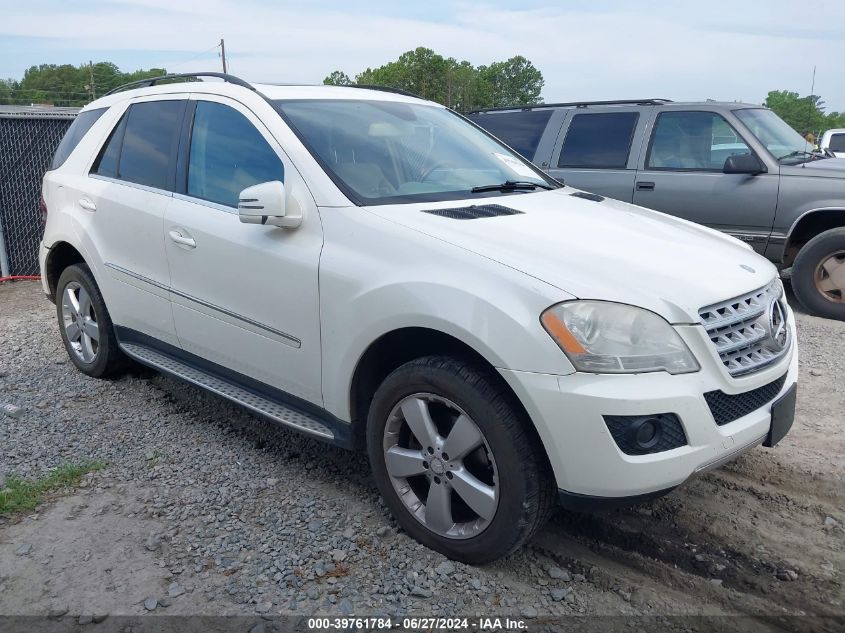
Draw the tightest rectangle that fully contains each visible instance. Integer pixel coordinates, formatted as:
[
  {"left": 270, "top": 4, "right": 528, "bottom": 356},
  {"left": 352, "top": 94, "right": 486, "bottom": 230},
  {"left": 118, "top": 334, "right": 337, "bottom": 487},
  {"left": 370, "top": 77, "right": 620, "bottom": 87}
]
[{"left": 40, "top": 73, "right": 798, "bottom": 563}]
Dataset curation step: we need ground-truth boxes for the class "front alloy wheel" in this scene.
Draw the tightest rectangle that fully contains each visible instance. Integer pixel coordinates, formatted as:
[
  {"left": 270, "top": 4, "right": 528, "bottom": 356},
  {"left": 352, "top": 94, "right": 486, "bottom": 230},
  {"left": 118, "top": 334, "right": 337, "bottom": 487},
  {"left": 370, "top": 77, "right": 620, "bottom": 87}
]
[
  {"left": 367, "top": 356, "right": 555, "bottom": 564},
  {"left": 383, "top": 393, "right": 499, "bottom": 539}
]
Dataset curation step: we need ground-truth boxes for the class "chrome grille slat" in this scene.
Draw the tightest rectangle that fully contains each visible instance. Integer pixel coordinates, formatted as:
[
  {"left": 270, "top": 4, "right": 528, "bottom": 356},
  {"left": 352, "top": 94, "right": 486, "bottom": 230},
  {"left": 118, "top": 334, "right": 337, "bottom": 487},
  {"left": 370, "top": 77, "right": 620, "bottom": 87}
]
[
  {"left": 711, "top": 329, "right": 769, "bottom": 355},
  {"left": 699, "top": 279, "right": 791, "bottom": 377},
  {"left": 701, "top": 306, "right": 766, "bottom": 331}
]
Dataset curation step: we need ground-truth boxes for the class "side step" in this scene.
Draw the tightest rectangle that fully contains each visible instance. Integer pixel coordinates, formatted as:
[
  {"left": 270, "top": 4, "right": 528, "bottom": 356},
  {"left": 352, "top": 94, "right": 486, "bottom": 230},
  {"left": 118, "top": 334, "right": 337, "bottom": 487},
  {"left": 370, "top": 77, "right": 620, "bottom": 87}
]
[{"left": 120, "top": 342, "right": 335, "bottom": 441}]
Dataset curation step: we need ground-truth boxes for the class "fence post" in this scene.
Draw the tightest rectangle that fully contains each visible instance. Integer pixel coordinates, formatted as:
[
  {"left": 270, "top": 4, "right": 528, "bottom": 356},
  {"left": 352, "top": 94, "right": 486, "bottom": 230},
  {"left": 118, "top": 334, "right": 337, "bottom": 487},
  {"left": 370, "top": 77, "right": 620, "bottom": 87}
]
[{"left": 0, "top": 220, "right": 9, "bottom": 277}]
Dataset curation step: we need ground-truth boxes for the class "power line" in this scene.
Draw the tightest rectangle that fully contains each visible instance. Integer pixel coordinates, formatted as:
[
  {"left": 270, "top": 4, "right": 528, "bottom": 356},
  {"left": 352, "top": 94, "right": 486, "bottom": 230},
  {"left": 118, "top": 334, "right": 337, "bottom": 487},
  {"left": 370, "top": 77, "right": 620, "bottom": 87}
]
[
  {"left": 2, "top": 89, "right": 93, "bottom": 96},
  {"left": 163, "top": 43, "right": 223, "bottom": 72}
]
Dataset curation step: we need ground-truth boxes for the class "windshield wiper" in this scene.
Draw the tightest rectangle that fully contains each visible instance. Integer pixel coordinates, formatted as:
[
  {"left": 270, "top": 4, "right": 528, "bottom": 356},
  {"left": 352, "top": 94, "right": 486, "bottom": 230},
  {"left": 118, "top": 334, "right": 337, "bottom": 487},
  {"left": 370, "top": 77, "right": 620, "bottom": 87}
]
[
  {"left": 470, "top": 180, "right": 554, "bottom": 193},
  {"left": 777, "top": 149, "right": 827, "bottom": 162}
]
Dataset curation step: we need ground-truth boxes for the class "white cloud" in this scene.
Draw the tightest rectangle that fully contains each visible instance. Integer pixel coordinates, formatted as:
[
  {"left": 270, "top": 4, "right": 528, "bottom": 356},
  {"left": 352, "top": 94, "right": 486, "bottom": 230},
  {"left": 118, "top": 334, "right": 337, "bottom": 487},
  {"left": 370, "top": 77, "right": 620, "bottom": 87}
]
[{"left": 4, "top": 0, "right": 845, "bottom": 108}]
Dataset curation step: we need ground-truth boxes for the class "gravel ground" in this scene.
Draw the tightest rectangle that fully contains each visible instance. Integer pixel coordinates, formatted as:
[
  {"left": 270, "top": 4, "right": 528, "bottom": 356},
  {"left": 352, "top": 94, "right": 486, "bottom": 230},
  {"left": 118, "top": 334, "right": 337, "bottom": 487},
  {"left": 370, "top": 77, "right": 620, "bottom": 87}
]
[{"left": 0, "top": 280, "right": 843, "bottom": 626}]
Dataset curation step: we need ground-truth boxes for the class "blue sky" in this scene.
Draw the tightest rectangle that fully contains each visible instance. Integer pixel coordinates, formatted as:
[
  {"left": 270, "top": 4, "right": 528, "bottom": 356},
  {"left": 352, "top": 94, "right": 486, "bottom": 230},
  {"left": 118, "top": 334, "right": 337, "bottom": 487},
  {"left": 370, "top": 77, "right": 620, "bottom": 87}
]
[{"left": 2, "top": 0, "right": 845, "bottom": 110}]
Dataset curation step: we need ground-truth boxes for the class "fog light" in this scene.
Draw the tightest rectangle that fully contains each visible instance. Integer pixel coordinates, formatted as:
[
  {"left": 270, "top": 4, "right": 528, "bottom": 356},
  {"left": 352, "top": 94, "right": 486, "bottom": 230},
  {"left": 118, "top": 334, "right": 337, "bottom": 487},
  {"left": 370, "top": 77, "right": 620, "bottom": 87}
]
[
  {"left": 633, "top": 418, "right": 662, "bottom": 449},
  {"left": 603, "top": 413, "right": 687, "bottom": 455}
]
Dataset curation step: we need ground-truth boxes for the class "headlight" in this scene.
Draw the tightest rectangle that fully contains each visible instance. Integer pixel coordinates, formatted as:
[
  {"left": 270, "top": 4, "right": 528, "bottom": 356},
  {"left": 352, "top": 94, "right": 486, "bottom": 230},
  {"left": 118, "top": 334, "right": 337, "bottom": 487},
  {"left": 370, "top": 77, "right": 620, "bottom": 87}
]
[{"left": 541, "top": 301, "right": 700, "bottom": 374}]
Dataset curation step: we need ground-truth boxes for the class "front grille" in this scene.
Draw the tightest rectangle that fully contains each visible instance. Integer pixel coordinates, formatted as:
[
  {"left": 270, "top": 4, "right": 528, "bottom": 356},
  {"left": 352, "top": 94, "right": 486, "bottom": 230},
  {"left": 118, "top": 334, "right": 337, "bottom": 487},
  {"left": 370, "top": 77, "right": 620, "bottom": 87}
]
[
  {"left": 704, "top": 374, "right": 787, "bottom": 426},
  {"left": 698, "top": 280, "right": 791, "bottom": 377}
]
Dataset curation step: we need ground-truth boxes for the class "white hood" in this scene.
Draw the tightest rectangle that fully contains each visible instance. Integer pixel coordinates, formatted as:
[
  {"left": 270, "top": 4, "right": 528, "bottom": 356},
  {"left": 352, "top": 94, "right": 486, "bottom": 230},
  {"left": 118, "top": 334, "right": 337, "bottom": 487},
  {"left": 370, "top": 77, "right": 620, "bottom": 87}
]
[{"left": 364, "top": 189, "right": 779, "bottom": 323}]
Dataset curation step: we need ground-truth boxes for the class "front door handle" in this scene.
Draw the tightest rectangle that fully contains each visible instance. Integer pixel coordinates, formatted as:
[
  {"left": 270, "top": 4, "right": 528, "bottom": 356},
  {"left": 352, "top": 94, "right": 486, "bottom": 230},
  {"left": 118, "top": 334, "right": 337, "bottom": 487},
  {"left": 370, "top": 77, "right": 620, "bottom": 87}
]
[
  {"left": 636, "top": 181, "right": 655, "bottom": 191},
  {"left": 168, "top": 230, "right": 196, "bottom": 249},
  {"left": 78, "top": 198, "right": 96, "bottom": 212}
]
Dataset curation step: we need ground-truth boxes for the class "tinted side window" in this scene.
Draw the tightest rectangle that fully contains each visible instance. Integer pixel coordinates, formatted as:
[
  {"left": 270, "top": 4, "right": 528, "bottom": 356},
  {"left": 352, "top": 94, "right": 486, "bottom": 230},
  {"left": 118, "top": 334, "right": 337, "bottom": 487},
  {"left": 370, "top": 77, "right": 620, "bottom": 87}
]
[
  {"left": 188, "top": 101, "right": 284, "bottom": 208},
  {"left": 117, "top": 100, "right": 185, "bottom": 190},
  {"left": 91, "top": 114, "right": 127, "bottom": 178},
  {"left": 647, "top": 111, "right": 751, "bottom": 170},
  {"left": 558, "top": 112, "right": 639, "bottom": 168},
  {"left": 51, "top": 108, "right": 106, "bottom": 170},
  {"left": 468, "top": 110, "right": 553, "bottom": 159},
  {"left": 830, "top": 133, "right": 845, "bottom": 152}
]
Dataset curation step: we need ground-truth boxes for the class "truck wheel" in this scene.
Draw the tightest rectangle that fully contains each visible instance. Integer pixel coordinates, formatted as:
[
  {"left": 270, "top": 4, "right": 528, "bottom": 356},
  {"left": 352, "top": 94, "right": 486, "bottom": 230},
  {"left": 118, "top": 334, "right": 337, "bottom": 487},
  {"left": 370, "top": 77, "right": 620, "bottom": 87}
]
[
  {"left": 56, "top": 264, "right": 127, "bottom": 378},
  {"left": 792, "top": 228, "right": 845, "bottom": 320},
  {"left": 366, "top": 356, "right": 555, "bottom": 564}
]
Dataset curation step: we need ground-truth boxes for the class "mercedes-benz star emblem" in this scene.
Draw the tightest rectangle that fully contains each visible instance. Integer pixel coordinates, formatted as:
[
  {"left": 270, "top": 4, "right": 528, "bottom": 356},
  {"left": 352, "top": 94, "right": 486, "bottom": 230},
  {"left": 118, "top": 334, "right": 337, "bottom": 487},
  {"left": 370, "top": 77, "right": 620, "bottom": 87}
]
[{"left": 768, "top": 299, "right": 788, "bottom": 349}]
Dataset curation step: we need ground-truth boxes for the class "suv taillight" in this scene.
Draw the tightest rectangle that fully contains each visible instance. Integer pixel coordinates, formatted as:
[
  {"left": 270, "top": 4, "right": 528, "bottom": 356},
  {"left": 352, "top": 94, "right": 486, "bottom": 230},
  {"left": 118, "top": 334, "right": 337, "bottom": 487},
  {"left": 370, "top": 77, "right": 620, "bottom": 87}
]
[{"left": 39, "top": 195, "right": 48, "bottom": 228}]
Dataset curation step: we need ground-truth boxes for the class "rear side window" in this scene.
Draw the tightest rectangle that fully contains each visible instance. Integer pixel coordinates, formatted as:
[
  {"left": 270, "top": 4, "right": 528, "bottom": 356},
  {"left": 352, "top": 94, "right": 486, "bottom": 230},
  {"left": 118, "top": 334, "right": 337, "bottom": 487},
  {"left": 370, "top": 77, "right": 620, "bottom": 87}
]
[
  {"left": 830, "top": 133, "right": 845, "bottom": 152},
  {"left": 467, "top": 110, "right": 553, "bottom": 159},
  {"left": 91, "top": 100, "right": 186, "bottom": 190},
  {"left": 118, "top": 100, "right": 185, "bottom": 190},
  {"left": 50, "top": 108, "right": 106, "bottom": 170},
  {"left": 558, "top": 112, "right": 639, "bottom": 169},
  {"left": 187, "top": 101, "right": 284, "bottom": 208},
  {"left": 91, "top": 114, "right": 127, "bottom": 178}
]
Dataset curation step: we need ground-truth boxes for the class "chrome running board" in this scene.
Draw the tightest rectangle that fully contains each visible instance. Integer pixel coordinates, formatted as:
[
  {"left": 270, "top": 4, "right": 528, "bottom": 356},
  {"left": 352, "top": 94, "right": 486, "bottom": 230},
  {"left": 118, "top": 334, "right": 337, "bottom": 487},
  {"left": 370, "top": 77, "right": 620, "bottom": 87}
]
[{"left": 120, "top": 342, "right": 335, "bottom": 441}]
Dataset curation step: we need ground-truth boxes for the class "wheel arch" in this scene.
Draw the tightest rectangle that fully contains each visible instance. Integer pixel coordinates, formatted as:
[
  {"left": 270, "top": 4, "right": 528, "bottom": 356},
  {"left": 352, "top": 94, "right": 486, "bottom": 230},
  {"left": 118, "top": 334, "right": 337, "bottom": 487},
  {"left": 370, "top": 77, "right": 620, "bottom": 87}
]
[
  {"left": 44, "top": 241, "right": 87, "bottom": 300},
  {"left": 348, "top": 327, "right": 553, "bottom": 471},
  {"left": 783, "top": 208, "right": 845, "bottom": 267}
]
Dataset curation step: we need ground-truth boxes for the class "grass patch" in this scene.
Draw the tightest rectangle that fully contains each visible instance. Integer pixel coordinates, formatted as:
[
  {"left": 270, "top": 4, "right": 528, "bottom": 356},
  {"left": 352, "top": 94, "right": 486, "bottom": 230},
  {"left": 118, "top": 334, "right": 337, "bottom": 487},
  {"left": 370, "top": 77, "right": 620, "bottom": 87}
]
[{"left": 0, "top": 461, "right": 104, "bottom": 516}]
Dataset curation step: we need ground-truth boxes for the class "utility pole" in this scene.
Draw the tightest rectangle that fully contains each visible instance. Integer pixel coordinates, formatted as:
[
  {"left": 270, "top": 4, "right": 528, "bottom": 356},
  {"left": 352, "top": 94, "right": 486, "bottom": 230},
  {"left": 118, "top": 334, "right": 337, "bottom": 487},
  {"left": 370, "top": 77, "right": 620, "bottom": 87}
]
[
  {"left": 220, "top": 39, "right": 227, "bottom": 74},
  {"left": 88, "top": 60, "right": 96, "bottom": 101}
]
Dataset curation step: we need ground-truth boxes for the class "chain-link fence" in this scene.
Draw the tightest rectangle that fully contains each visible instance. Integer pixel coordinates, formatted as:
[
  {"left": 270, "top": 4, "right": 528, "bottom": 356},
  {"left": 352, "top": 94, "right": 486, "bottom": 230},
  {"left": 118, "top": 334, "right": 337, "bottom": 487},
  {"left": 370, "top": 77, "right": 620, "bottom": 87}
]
[{"left": 0, "top": 106, "right": 78, "bottom": 277}]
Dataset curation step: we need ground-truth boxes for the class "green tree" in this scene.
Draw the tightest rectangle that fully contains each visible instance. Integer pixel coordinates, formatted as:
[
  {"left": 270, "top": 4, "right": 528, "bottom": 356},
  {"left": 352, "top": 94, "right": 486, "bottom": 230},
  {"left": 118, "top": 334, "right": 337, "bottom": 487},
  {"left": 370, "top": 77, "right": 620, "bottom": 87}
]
[
  {"left": 323, "top": 70, "right": 352, "bottom": 86},
  {"left": 333, "top": 48, "right": 545, "bottom": 111},
  {"left": 445, "top": 58, "right": 485, "bottom": 111},
  {"left": 764, "top": 90, "right": 829, "bottom": 136},
  {"left": 1, "top": 63, "right": 169, "bottom": 107},
  {"left": 478, "top": 56, "right": 544, "bottom": 108},
  {"left": 0, "top": 78, "right": 17, "bottom": 103}
]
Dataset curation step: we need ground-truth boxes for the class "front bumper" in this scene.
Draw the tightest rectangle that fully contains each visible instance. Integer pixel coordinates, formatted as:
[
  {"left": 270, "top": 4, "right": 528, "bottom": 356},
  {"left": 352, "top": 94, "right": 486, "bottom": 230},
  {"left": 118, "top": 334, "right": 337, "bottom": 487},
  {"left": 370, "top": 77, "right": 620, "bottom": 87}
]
[{"left": 499, "top": 307, "right": 799, "bottom": 500}]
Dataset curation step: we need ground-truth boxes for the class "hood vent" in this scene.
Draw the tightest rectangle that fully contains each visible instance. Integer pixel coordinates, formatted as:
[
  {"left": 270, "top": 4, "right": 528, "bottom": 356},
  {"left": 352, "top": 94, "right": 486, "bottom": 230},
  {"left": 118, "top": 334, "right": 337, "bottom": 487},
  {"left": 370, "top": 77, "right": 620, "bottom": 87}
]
[
  {"left": 570, "top": 191, "right": 605, "bottom": 202},
  {"left": 422, "top": 204, "right": 524, "bottom": 220}
]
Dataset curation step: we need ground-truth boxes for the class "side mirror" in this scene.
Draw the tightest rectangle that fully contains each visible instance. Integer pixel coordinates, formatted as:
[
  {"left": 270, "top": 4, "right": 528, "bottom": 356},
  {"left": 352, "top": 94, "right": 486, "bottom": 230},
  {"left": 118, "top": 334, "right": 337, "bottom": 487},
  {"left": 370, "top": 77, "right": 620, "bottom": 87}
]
[
  {"left": 237, "top": 181, "right": 301, "bottom": 228},
  {"left": 723, "top": 153, "right": 765, "bottom": 175}
]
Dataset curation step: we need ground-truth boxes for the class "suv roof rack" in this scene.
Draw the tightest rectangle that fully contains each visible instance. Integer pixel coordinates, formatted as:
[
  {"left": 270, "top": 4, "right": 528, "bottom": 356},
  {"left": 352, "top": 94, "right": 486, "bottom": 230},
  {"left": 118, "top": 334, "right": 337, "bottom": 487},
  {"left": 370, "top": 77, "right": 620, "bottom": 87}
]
[
  {"left": 468, "top": 98, "right": 673, "bottom": 114},
  {"left": 103, "top": 72, "right": 256, "bottom": 97}
]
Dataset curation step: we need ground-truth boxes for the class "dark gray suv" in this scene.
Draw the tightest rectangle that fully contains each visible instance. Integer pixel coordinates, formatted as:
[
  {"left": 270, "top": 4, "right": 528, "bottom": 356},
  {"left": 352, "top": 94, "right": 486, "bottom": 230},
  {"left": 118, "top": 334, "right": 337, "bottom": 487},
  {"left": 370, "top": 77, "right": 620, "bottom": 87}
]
[{"left": 468, "top": 99, "right": 845, "bottom": 320}]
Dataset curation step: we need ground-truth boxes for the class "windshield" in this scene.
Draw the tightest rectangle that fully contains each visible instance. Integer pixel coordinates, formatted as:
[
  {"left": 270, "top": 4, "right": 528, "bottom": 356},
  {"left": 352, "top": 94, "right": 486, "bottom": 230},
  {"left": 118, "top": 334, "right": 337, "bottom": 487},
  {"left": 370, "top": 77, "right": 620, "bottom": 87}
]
[
  {"left": 274, "top": 99, "right": 557, "bottom": 205},
  {"left": 734, "top": 108, "right": 814, "bottom": 163}
]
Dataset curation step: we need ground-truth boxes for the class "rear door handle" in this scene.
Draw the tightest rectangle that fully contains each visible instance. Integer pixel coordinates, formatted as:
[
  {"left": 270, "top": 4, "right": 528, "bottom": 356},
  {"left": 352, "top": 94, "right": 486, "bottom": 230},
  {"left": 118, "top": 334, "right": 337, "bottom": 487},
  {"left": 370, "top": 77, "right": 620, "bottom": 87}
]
[
  {"left": 636, "top": 181, "right": 655, "bottom": 191},
  {"left": 78, "top": 198, "right": 96, "bottom": 211},
  {"left": 168, "top": 230, "right": 196, "bottom": 249}
]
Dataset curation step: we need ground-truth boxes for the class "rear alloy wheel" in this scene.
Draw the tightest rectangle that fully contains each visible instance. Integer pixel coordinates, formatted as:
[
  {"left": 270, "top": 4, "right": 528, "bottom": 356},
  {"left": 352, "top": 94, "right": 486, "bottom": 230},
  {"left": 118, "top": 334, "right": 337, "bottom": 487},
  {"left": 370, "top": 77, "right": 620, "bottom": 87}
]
[
  {"left": 61, "top": 281, "right": 100, "bottom": 364},
  {"left": 367, "top": 356, "right": 555, "bottom": 564},
  {"left": 56, "top": 264, "right": 127, "bottom": 378},
  {"left": 792, "top": 227, "right": 845, "bottom": 320}
]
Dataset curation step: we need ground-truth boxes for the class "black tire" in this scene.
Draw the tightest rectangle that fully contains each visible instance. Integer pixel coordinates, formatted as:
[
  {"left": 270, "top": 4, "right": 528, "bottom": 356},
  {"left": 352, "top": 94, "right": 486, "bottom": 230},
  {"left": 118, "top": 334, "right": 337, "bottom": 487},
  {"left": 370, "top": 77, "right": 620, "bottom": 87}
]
[
  {"left": 55, "top": 263, "right": 127, "bottom": 378},
  {"left": 366, "top": 356, "right": 555, "bottom": 564},
  {"left": 791, "top": 227, "right": 845, "bottom": 320}
]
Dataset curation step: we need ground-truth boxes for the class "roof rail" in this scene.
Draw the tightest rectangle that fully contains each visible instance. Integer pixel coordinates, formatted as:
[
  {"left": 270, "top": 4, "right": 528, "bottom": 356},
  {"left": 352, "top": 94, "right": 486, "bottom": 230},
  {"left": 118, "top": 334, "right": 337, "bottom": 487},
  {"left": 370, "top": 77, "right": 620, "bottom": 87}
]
[
  {"left": 468, "top": 98, "right": 673, "bottom": 114},
  {"left": 349, "top": 84, "right": 423, "bottom": 99},
  {"left": 103, "top": 72, "right": 256, "bottom": 97}
]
